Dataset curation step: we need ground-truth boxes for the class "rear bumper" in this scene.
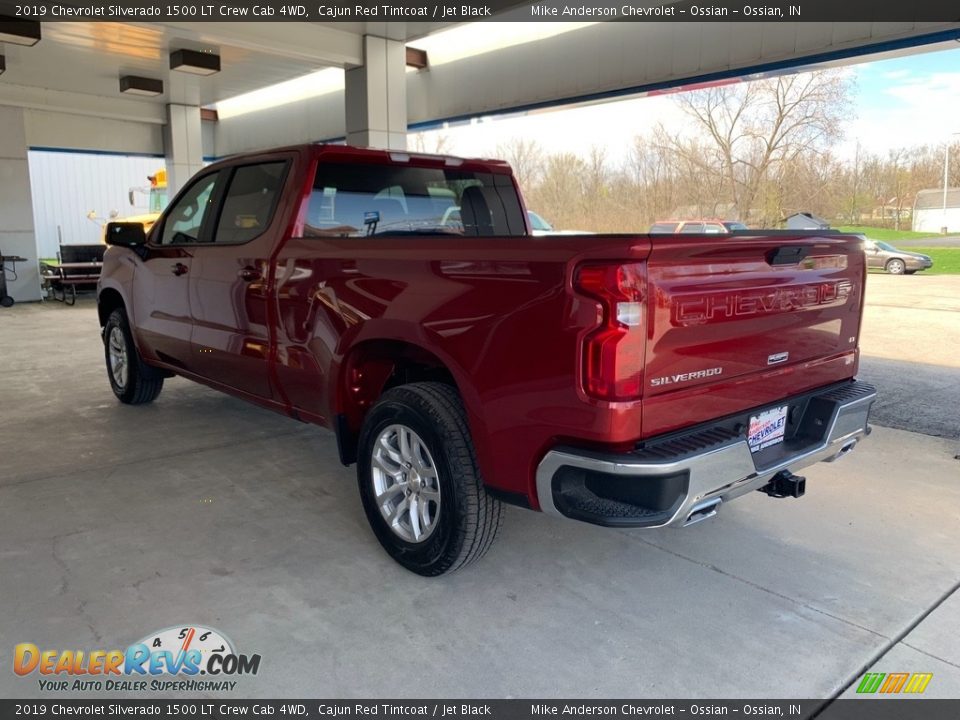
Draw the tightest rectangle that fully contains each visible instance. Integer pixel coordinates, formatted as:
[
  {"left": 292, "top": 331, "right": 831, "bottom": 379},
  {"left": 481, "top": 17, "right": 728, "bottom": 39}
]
[{"left": 535, "top": 380, "right": 876, "bottom": 528}]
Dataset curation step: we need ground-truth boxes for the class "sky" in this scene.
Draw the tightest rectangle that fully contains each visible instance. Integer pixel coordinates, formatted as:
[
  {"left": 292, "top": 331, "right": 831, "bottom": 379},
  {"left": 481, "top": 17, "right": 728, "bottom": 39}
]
[{"left": 845, "top": 48, "right": 960, "bottom": 156}]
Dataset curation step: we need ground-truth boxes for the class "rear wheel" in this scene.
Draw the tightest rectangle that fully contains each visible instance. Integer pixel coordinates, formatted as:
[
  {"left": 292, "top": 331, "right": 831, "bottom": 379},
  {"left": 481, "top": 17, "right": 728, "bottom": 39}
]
[
  {"left": 886, "top": 258, "right": 906, "bottom": 275},
  {"left": 357, "top": 382, "right": 502, "bottom": 576},
  {"left": 104, "top": 308, "right": 164, "bottom": 404}
]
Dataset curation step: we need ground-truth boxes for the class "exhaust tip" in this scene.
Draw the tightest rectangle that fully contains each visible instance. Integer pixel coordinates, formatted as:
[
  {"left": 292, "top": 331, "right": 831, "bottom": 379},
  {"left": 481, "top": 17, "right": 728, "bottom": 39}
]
[
  {"left": 824, "top": 439, "right": 858, "bottom": 463},
  {"left": 684, "top": 498, "right": 722, "bottom": 526}
]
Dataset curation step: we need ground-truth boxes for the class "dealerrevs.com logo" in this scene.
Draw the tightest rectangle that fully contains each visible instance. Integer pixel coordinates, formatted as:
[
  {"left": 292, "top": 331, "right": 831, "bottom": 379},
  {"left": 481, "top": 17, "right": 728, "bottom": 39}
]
[{"left": 14, "top": 625, "right": 261, "bottom": 692}]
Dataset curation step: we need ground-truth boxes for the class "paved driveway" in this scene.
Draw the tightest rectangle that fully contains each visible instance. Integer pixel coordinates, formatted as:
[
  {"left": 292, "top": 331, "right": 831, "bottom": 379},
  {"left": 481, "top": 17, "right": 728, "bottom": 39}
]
[{"left": 0, "top": 290, "right": 957, "bottom": 700}]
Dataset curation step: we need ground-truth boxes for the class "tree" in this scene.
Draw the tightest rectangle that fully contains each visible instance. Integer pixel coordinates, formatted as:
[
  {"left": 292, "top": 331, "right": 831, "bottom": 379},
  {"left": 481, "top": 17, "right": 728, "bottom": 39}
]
[
  {"left": 495, "top": 138, "right": 545, "bottom": 193},
  {"left": 409, "top": 131, "right": 452, "bottom": 155},
  {"left": 527, "top": 153, "right": 587, "bottom": 230},
  {"left": 665, "top": 70, "right": 853, "bottom": 226}
]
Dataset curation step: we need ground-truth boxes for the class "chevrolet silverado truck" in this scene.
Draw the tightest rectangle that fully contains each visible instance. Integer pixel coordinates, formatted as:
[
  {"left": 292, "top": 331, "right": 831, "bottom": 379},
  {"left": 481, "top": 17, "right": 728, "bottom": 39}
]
[{"left": 98, "top": 144, "right": 876, "bottom": 576}]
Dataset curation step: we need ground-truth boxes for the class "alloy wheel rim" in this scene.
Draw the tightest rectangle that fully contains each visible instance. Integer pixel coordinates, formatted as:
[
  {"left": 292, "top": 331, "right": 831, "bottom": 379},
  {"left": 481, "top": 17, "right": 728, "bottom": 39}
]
[
  {"left": 371, "top": 424, "right": 441, "bottom": 543},
  {"left": 108, "top": 327, "right": 128, "bottom": 389}
]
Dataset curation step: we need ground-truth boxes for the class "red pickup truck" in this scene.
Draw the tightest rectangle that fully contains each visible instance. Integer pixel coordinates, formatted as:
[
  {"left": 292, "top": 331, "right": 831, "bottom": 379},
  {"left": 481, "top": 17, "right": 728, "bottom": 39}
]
[{"left": 98, "top": 144, "right": 876, "bottom": 576}]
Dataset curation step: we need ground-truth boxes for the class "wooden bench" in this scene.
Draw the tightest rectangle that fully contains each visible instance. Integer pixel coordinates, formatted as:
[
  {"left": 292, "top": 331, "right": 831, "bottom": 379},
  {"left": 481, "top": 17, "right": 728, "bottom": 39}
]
[{"left": 41, "top": 244, "right": 105, "bottom": 306}]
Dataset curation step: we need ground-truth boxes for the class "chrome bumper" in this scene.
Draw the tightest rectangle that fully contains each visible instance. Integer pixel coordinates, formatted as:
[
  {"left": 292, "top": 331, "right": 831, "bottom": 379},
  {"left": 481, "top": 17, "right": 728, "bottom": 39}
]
[{"left": 535, "top": 381, "right": 876, "bottom": 528}]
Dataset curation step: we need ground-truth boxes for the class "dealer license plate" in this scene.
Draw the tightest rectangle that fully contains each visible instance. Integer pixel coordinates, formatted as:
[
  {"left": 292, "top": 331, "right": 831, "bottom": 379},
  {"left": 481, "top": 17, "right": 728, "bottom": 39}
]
[{"left": 748, "top": 405, "right": 788, "bottom": 453}]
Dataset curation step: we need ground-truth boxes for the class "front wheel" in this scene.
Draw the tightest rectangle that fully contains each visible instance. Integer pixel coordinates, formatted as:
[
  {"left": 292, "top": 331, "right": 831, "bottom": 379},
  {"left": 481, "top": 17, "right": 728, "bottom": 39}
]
[
  {"left": 357, "top": 382, "right": 503, "bottom": 576},
  {"left": 886, "top": 258, "right": 906, "bottom": 275},
  {"left": 103, "top": 308, "right": 164, "bottom": 404}
]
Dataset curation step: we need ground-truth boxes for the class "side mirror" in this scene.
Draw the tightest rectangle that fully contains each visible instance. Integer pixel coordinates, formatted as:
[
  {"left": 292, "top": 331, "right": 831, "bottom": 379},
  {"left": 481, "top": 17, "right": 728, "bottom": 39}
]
[{"left": 105, "top": 222, "right": 147, "bottom": 248}]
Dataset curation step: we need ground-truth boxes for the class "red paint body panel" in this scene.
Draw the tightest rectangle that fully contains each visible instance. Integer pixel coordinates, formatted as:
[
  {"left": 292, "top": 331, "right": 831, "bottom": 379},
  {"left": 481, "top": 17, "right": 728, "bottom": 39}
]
[
  {"left": 641, "top": 235, "right": 865, "bottom": 437},
  {"left": 100, "top": 144, "right": 867, "bottom": 511}
]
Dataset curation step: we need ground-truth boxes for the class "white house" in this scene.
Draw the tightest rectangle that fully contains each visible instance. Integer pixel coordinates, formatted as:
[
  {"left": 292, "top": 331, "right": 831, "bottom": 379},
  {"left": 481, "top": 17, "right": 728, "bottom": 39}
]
[{"left": 913, "top": 188, "right": 960, "bottom": 234}]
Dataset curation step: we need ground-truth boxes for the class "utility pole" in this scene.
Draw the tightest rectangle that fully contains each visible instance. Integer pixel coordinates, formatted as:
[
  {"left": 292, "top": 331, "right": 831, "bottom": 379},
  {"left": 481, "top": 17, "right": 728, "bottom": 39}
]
[{"left": 944, "top": 142, "right": 950, "bottom": 233}]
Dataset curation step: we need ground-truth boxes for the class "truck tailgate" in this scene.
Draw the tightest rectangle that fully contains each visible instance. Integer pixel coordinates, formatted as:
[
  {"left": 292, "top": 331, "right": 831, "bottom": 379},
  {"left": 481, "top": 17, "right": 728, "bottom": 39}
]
[{"left": 641, "top": 234, "right": 866, "bottom": 438}]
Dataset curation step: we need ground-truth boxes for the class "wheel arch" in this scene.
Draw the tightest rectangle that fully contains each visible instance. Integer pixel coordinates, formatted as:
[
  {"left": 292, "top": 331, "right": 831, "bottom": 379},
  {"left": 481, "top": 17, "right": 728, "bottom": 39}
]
[
  {"left": 97, "top": 287, "right": 126, "bottom": 327},
  {"left": 333, "top": 338, "right": 470, "bottom": 466}
]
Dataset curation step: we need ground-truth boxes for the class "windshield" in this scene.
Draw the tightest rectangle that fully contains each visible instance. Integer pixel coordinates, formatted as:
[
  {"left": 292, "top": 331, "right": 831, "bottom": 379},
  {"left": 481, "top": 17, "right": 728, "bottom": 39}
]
[
  {"left": 307, "top": 162, "right": 526, "bottom": 237},
  {"left": 723, "top": 222, "right": 748, "bottom": 231}
]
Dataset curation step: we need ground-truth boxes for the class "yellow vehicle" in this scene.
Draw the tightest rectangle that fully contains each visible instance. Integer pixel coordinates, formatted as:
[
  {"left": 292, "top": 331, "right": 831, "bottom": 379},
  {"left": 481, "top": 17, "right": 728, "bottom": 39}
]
[{"left": 96, "top": 169, "right": 168, "bottom": 242}]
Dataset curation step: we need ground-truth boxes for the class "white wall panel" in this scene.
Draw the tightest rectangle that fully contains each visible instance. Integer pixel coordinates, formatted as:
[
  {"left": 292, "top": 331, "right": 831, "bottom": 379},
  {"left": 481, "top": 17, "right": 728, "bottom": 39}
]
[
  {"left": 28, "top": 151, "right": 165, "bottom": 259},
  {"left": 202, "top": 121, "right": 217, "bottom": 160},
  {"left": 23, "top": 110, "right": 164, "bottom": 155},
  {"left": 213, "top": 93, "right": 345, "bottom": 156},
  {"left": 914, "top": 208, "right": 960, "bottom": 233}
]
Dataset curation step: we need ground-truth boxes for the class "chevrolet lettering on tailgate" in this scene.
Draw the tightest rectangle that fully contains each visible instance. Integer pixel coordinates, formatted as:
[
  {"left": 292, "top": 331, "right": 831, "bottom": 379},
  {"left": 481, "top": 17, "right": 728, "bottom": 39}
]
[{"left": 672, "top": 280, "right": 854, "bottom": 326}]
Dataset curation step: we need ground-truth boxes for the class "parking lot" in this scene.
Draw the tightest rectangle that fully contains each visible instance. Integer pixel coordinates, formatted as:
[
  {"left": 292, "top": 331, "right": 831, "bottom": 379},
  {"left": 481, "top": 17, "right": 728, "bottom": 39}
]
[{"left": 1, "top": 275, "right": 957, "bottom": 700}]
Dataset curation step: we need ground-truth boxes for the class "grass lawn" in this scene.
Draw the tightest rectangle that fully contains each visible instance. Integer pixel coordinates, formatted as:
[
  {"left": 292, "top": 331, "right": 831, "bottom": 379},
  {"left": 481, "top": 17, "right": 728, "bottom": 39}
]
[
  {"left": 905, "top": 248, "right": 960, "bottom": 275},
  {"left": 836, "top": 226, "right": 942, "bottom": 242}
]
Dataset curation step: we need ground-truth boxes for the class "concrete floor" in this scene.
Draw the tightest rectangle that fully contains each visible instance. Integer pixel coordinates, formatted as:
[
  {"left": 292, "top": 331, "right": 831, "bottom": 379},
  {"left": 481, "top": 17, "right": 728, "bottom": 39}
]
[
  {"left": 1, "top": 278, "right": 958, "bottom": 700},
  {"left": 858, "top": 274, "right": 960, "bottom": 441}
]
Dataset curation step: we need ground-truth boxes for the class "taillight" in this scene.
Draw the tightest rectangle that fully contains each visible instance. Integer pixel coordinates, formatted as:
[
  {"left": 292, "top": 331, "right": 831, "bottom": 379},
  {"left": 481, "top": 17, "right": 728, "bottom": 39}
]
[{"left": 575, "top": 262, "right": 646, "bottom": 401}]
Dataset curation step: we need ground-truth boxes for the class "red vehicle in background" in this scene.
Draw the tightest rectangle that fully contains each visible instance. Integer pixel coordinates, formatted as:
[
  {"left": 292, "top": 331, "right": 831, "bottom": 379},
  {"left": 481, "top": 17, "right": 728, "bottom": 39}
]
[
  {"left": 650, "top": 219, "right": 750, "bottom": 234},
  {"left": 98, "top": 144, "right": 876, "bottom": 576}
]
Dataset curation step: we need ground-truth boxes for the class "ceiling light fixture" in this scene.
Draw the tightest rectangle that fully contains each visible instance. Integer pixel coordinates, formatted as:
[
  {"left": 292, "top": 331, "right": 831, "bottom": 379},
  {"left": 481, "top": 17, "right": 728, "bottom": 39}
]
[
  {"left": 169, "top": 49, "right": 221, "bottom": 76},
  {"left": 120, "top": 75, "right": 164, "bottom": 97},
  {"left": 0, "top": 17, "right": 41, "bottom": 46}
]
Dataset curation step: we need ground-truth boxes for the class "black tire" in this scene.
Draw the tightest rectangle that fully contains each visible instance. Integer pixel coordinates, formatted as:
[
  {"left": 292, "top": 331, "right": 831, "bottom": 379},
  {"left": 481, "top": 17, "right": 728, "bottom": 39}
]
[
  {"left": 103, "top": 308, "right": 164, "bottom": 404},
  {"left": 886, "top": 258, "right": 906, "bottom": 275},
  {"left": 0, "top": 295, "right": 13, "bottom": 307},
  {"left": 357, "top": 382, "right": 503, "bottom": 576}
]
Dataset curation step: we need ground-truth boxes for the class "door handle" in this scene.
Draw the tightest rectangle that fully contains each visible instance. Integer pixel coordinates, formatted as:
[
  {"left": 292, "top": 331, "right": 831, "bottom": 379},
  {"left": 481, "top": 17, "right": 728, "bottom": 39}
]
[
  {"left": 171, "top": 263, "right": 188, "bottom": 276},
  {"left": 238, "top": 266, "right": 262, "bottom": 282}
]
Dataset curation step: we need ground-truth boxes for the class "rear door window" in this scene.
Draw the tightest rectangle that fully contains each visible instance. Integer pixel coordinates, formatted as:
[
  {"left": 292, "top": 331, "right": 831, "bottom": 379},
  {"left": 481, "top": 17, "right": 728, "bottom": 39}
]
[
  {"left": 679, "top": 223, "right": 705, "bottom": 234},
  {"left": 306, "top": 162, "right": 526, "bottom": 238},
  {"left": 213, "top": 162, "right": 287, "bottom": 245}
]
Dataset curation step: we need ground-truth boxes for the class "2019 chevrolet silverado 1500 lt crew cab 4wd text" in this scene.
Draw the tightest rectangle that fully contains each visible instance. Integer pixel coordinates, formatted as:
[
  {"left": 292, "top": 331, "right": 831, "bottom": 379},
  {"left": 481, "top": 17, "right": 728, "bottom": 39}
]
[{"left": 98, "top": 144, "right": 876, "bottom": 576}]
